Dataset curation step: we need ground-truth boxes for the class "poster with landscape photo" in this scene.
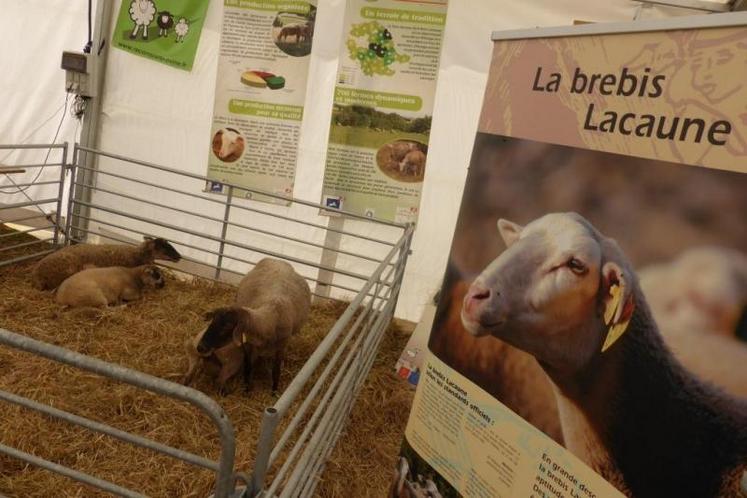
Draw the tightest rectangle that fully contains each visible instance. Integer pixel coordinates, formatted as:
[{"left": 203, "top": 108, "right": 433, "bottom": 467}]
[{"left": 320, "top": 0, "right": 448, "bottom": 223}]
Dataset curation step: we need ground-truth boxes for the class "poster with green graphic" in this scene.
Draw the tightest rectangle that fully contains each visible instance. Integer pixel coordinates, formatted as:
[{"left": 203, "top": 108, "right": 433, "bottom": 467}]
[
  {"left": 112, "top": 0, "right": 209, "bottom": 71},
  {"left": 320, "top": 0, "right": 448, "bottom": 223}
]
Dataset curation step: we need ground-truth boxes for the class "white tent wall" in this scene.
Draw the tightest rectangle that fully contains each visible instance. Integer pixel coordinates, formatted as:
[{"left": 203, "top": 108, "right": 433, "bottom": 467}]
[
  {"left": 0, "top": 1, "right": 94, "bottom": 209},
  {"left": 3, "top": 0, "right": 699, "bottom": 320}
]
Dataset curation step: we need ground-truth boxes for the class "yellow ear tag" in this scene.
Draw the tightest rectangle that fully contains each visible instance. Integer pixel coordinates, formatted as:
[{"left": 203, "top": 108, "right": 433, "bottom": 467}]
[
  {"left": 242, "top": 332, "right": 248, "bottom": 344},
  {"left": 601, "top": 284, "right": 629, "bottom": 352},
  {"left": 604, "top": 284, "right": 621, "bottom": 326}
]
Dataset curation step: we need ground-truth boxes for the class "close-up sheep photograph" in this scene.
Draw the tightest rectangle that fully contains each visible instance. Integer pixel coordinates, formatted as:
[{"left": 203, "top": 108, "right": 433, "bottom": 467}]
[{"left": 428, "top": 132, "right": 747, "bottom": 497}]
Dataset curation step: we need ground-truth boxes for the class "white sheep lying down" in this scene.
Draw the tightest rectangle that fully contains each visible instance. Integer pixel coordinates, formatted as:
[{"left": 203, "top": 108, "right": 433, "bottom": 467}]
[
  {"left": 461, "top": 212, "right": 747, "bottom": 498},
  {"left": 182, "top": 257, "right": 311, "bottom": 395},
  {"left": 56, "top": 265, "right": 165, "bottom": 308}
]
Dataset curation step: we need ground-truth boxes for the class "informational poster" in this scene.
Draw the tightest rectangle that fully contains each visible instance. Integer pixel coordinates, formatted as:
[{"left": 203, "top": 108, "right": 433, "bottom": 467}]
[
  {"left": 320, "top": 0, "right": 448, "bottom": 223},
  {"left": 112, "top": 0, "right": 209, "bottom": 70},
  {"left": 206, "top": 0, "right": 316, "bottom": 202},
  {"left": 393, "top": 16, "right": 747, "bottom": 498}
]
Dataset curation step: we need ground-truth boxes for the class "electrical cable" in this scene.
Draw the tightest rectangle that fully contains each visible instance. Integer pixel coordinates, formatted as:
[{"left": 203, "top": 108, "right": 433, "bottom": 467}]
[
  {"left": 0, "top": 100, "right": 67, "bottom": 166},
  {"left": 0, "top": 91, "right": 69, "bottom": 195},
  {"left": 0, "top": 93, "right": 71, "bottom": 232},
  {"left": 84, "top": 0, "right": 93, "bottom": 53},
  {"left": 0, "top": 89, "right": 70, "bottom": 245},
  {"left": 71, "top": 94, "right": 88, "bottom": 120}
]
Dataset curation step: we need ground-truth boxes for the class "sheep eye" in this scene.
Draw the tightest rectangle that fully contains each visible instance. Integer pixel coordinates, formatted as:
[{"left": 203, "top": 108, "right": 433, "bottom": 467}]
[{"left": 566, "top": 258, "right": 587, "bottom": 275}]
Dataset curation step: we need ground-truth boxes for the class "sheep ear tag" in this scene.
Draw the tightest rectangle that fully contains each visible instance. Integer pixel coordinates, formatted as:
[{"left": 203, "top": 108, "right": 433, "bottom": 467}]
[{"left": 601, "top": 284, "right": 630, "bottom": 352}]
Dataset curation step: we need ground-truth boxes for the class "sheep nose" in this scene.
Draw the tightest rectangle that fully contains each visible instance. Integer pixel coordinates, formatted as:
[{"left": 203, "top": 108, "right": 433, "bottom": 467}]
[
  {"left": 463, "top": 284, "right": 492, "bottom": 317},
  {"left": 467, "top": 284, "right": 491, "bottom": 302},
  {"left": 196, "top": 343, "right": 209, "bottom": 355}
]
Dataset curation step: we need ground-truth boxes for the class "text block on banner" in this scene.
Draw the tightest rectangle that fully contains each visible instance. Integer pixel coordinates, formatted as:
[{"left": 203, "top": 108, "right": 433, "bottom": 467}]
[
  {"left": 206, "top": 0, "right": 317, "bottom": 203},
  {"left": 320, "top": 0, "right": 448, "bottom": 223},
  {"left": 393, "top": 13, "right": 747, "bottom": 498}
]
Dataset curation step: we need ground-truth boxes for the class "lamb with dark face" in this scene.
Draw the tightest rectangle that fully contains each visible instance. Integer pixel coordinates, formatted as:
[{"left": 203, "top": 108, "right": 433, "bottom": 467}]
[
  {"left": 157, "top": 11, "right": 174, "bottom": 36},
  {"left": 196, "top": 307, "right": 246, "bottom": 356},
  {"left": 182, "top": 258, "right": 311, "bottom": 395}
]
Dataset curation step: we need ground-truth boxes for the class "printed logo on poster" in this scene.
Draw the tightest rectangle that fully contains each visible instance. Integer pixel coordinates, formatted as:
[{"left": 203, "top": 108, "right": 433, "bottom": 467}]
[
  {"left": 207, "top": 181, "right": 224, "bottom": 193},
  {"left": 275, "top": 187, "right": 293, "bottom": 199},
  {"left": 394, "top": 206, "right": 418, "bottom": 224},
  {"left": 324, "top": 195, "right": 343, "bottom": 210},
  {"left": 364, "top": 208, "right": 376, "bottom": 218}
]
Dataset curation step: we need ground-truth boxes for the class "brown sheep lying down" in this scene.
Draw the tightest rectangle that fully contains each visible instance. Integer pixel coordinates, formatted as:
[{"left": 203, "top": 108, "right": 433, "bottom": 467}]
[
  {"left": 55, "top": 265, "right": 165, "bottom": 308},
  {"left": 461, "top": 212, "right": 747, "bottom": 498},
  {"left": 182, "top": 257, "right": 311, "bottom": 395},
  {"left": 33, "top": 236, "right": 181, "bottom": 290}
]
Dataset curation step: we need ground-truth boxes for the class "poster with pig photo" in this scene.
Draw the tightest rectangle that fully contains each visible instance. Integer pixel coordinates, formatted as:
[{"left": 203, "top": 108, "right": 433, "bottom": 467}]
[{"left": 396, "top": 14, "right": 747, "bottom": 498}]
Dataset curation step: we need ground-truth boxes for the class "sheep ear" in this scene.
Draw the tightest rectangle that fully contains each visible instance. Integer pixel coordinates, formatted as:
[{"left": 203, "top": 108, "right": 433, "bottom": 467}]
[
  {"left": 232, "top": 309, "right": 251, "bottom": 347},
  {"left": 204, "top": 308, "right": 222, "bottom": 322},
  {"left": 600, "top": 262, "right": 635, "bottom": 352},
  {"left": 497, "top": 219, "right": 523, "bottom": 248},
  {"left": 232, "top": 327, "right": 244, "bottom": 348}
]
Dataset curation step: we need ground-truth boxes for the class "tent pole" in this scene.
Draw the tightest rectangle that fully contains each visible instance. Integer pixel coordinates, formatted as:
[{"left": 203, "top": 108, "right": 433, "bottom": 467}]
[
  {"left": 314, "top": 217, "right": 344, "bottom": 301},
  {"left": 72, "top": 0, "right": 114, "bottom": 240}
]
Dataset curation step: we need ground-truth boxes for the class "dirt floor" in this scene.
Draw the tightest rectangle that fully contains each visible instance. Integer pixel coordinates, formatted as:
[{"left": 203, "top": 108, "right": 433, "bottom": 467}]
[{"left": 0, "top": 225, "right": 415, "bottom": 497}]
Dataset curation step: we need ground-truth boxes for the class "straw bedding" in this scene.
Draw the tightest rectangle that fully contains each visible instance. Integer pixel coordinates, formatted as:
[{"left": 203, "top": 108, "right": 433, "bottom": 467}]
[{"left": 0, "top": 225, "right": 415, "bottom": 497}]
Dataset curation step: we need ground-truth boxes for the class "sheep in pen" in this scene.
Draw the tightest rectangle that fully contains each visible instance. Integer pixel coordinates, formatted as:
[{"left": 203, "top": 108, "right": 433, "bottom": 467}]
[{"left": 0, "top": 154, "right": 416, "bottom": 497}]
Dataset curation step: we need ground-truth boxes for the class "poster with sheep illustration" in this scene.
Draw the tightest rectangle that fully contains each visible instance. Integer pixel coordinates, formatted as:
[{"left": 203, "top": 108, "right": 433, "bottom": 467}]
[
  {"left": 205, "top": 0, "right": 318, "bottom": 204},
  {"left": 112, "top": 0, "right": 209, "bottom": 71},
  {"left": 394, "top": 14, "right": 747, "bottom": 498},
  {"left": 319, "top": 0, "right": 448, "bottom": 223}
]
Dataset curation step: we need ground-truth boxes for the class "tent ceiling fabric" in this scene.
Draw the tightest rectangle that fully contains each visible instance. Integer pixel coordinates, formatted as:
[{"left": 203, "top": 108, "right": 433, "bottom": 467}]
[{"left": 2, "top": 0, "right": 695, "bottom": 321}]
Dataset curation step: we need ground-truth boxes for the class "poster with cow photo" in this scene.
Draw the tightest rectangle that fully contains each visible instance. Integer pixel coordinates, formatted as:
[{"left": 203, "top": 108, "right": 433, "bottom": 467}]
[
  {"left": 393, "top": 14, "right": 747, "bottom": 498},
  {"left": 205, "top": 0, "right": 318, "bottom": 204}
]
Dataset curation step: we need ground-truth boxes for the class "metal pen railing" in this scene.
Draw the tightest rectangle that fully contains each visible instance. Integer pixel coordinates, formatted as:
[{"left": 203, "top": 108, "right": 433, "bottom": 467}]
[
  {"left": 247, "top": 225, "right": 413, "bottom": 497},
  {"left": 1, "top": 142, "right": 413, "bottom": 497},
  {"left": 66, "top": 145, "right": 402, "bottom": 295},
  {"left": 0, "top": 143, "right": 67, "bottom": 267},
  {"left": 0, "top": 328, "right": 239, "bottom": 498}
]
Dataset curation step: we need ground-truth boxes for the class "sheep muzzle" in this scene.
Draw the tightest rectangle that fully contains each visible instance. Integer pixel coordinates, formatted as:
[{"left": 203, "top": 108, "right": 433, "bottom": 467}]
[
  {"left": 461, "top": 282, "right": 506, "bottom": 336},
  {"left": 196, "top": 342, "right": 214, "bottom": 357}
]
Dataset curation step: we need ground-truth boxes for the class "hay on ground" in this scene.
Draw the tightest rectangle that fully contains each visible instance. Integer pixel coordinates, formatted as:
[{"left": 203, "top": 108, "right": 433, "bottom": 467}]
[{"left": 0, "top": 225, "right": 414, "bottom": 497}]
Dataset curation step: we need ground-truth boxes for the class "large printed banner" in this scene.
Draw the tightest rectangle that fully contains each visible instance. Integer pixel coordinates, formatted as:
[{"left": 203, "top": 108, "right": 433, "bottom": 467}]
[
  {"left": 481, "top": 22, "right": 747, "bottom": 173},
  {"left": 320, "top": 0, "right": 448, "bottom": 223},
  {"left": 395, "top": 17, "right": 747, "bottom": 498},
  {"left": 112, "top": 0, "right": 209, "bottom": 71},
  {"left": 206, "top": 0, "right": 316, "bottom": 202}
]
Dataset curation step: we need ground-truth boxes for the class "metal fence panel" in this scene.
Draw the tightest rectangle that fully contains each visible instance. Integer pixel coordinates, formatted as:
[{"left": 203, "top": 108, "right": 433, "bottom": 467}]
[{"left": 0, "top": 143, "right": 412, "bottom": 497}]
